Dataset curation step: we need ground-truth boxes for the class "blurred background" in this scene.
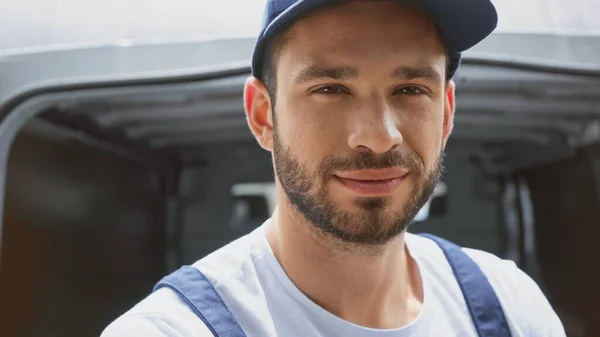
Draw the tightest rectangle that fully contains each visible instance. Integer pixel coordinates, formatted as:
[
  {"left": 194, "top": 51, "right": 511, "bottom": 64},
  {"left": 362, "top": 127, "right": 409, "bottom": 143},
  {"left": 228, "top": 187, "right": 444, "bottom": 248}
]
[{"left": 0, "top": 1, "right": 599, "bottom": 336}]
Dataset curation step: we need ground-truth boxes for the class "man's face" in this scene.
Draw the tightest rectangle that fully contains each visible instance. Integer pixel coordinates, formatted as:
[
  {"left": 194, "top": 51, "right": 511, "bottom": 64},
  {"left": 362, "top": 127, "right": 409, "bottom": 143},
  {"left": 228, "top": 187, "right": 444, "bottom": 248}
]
[{"left": 246, "top": 1, "right": 454, "bottom": 247}]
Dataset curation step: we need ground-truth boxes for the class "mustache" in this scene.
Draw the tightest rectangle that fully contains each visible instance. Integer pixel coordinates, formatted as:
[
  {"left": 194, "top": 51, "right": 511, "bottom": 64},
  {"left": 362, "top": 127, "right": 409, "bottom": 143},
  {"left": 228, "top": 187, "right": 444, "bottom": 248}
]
[{"left": 318, "top": 150, "right": 423, "bottom": 173}]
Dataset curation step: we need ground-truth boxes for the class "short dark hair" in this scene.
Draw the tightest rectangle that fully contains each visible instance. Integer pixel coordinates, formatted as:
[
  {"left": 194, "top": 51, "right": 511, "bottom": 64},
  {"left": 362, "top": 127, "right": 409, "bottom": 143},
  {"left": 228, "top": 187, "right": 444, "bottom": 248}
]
[
  {"left": 259, "top": 28, "right": 451, "bottom": 107},
  {"left": 259, "top": 29, "right": 292, "bottom": 108}
]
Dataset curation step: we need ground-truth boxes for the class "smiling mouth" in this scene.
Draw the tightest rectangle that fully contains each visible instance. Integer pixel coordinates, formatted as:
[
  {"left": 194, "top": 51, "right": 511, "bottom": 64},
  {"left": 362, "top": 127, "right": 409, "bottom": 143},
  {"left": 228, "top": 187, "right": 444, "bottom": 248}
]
[{"left": 333, "top": 169, "right": 409, "bottom": 196}]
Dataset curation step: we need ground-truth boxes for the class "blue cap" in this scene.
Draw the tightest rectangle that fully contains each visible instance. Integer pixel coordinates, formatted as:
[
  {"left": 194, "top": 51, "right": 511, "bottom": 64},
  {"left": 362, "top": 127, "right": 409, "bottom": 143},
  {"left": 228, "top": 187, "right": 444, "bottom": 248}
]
[{"left": 251, "top": 0, "right": 498, "bottom": 80}]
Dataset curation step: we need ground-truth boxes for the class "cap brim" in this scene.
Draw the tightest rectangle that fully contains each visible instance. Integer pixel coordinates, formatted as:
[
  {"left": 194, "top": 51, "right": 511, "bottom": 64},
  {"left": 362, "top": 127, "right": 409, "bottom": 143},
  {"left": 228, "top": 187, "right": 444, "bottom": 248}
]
[{"left": 417, "top": 0, "right": 498, "bottom": 52}]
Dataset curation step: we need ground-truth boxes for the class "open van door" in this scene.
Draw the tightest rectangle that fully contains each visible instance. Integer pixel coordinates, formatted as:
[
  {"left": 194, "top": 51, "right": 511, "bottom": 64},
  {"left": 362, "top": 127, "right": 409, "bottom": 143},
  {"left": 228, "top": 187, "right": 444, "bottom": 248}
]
[
  {"left": 0, "top": 33, "right": 599, "bottom": 337},
  {"left": 0, "top": 39, "right": 256, "bottom": 337}
]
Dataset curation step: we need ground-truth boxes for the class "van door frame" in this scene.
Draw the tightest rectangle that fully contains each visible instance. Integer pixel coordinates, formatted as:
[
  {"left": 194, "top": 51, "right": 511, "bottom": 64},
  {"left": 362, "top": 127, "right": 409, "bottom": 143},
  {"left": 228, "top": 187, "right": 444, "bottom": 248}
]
[{"left": 0, "top": 64, "right": 251, "bottom": 268}]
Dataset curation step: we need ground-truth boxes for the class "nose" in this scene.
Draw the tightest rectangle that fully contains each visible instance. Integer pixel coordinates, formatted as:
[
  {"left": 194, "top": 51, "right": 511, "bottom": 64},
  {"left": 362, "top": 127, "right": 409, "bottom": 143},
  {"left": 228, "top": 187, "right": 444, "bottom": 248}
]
[{"left": 347, "top": 103, "right": 403, "bottom": 154}]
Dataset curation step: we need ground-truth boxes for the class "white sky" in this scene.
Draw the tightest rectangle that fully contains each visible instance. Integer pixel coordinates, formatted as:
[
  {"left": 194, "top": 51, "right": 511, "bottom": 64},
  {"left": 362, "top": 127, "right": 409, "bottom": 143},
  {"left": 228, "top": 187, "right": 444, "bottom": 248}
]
[{"left": 1, "top": 0, "right": 599, "bottom": 50}]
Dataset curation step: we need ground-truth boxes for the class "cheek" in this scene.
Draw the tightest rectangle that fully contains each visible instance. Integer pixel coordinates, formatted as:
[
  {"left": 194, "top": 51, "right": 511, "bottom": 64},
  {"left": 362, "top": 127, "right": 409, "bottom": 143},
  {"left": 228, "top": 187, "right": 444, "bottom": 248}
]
[
  {"left": 279, "top": 99, "right": 343, "bottom": 157},
  {"left": 399, "top": 109, "right": 445, "bottom": 165}
]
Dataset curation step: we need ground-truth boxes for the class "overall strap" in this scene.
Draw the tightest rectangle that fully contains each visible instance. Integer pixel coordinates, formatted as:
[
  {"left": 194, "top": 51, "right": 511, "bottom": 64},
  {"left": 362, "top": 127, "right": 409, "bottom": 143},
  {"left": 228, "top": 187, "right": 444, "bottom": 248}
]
[
  {"left": 418, "top": 233, "right": 512, "bottom": 337},
  {"left": 153, "top": 265, "right": 247, "bottom": 337}
]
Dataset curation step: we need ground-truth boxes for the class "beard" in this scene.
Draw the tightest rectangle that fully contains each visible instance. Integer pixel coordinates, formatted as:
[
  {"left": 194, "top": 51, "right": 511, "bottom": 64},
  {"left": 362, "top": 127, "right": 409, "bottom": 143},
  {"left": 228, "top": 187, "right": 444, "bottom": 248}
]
[{"left": 273, "top": 122, "right": 444, "bottom": 249}]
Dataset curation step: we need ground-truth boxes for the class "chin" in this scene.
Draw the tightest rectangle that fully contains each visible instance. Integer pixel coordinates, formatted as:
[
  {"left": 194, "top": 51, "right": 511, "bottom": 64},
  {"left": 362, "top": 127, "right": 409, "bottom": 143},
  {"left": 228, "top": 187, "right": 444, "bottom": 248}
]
[{"left": 332, "top": 192, "right": 409, "bottom": 211}]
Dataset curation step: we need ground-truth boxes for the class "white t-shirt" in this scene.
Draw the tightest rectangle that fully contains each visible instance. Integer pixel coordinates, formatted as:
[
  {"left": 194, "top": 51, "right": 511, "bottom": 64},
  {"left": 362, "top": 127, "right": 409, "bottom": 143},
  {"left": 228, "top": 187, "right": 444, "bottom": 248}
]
[{"left": 101, "top": 221, "right": 565, "bottom": 337}]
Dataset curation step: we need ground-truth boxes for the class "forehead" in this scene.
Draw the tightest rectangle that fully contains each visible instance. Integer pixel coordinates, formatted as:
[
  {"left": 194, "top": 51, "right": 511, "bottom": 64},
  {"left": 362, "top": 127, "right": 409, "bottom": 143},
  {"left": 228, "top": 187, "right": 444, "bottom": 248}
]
[{"left": 276, "top": 1, "right": 446, "bottom": 77}]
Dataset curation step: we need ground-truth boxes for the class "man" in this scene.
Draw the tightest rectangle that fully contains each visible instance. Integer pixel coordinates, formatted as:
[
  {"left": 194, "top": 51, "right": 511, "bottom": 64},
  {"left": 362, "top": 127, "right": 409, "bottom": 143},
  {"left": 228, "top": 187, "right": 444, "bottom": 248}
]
[{"left": 102, "top": 0, "right": 566, "bottom": 336}]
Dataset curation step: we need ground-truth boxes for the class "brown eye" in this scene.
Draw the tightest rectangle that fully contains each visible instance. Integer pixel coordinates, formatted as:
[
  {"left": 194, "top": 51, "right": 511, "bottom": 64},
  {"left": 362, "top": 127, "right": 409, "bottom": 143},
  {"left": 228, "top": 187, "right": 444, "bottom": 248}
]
[
  {"left": 314, "top": 85, "right": 347, "bottom": 95},
  {"left": 395, "top": 86, "right": 425, "bottom": 95}
]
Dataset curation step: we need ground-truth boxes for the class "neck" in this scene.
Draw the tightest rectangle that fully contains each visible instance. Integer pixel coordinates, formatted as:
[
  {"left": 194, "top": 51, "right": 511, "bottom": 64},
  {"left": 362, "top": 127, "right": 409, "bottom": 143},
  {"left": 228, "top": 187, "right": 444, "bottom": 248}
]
[{"left": 266, "top": 205, "right": 424, "bottom": 329}]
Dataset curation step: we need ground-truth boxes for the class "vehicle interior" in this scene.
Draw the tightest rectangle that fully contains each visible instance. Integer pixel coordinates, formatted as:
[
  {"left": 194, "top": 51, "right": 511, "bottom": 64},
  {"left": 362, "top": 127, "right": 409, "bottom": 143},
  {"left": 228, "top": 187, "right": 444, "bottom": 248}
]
[{"left": 0, "top": 36, "right": 599, "bottom": 337}]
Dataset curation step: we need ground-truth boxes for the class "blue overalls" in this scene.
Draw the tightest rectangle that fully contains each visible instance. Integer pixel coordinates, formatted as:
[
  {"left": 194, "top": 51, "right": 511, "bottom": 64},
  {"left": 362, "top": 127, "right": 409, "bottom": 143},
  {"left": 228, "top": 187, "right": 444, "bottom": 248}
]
[{"left": 154, "top": 234, "right": 512, "bottom": 337}]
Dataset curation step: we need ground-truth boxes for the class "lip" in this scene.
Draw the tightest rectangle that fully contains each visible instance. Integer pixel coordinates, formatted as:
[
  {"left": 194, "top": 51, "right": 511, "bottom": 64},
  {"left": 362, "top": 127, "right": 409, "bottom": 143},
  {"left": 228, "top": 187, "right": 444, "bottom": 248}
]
[{"left": 334, "top": 168, "right": 409, "bottom": 196}]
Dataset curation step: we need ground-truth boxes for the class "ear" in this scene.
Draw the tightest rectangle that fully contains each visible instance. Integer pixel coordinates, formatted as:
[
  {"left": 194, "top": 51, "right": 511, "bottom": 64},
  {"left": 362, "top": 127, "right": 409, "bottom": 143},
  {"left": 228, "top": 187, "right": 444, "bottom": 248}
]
[
  {"left": 244, "top": 77, "right": 274, "bottom": 151},
  {"left": 442, "top": 80, "right": 456, "bottom": 147}
]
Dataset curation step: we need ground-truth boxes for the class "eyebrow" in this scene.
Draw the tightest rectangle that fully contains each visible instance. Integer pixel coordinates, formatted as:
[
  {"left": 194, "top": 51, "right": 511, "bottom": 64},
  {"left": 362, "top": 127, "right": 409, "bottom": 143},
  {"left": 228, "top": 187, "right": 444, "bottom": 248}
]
[
  {"left": 294, "top": 66, "right": 359, "bottom": 83},
  {"left": 391, "top": 66, "right": 442, "bottom": 82}
]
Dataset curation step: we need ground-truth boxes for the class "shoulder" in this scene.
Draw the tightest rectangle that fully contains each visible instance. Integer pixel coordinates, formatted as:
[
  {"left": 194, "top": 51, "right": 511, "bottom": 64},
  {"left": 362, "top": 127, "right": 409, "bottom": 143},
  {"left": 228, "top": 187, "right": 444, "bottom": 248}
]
[
  {"left": 101, "top": 229, "right": 263, "bottom": 337},
  {"left": 406, "top": 233, "right": 566, "bottom": 337},
  {"left": 461, "top": 247, "right": 566, "bottom": 336},
  {"left": 100, "top": 288, "right": 213, "bottom": 337}
]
